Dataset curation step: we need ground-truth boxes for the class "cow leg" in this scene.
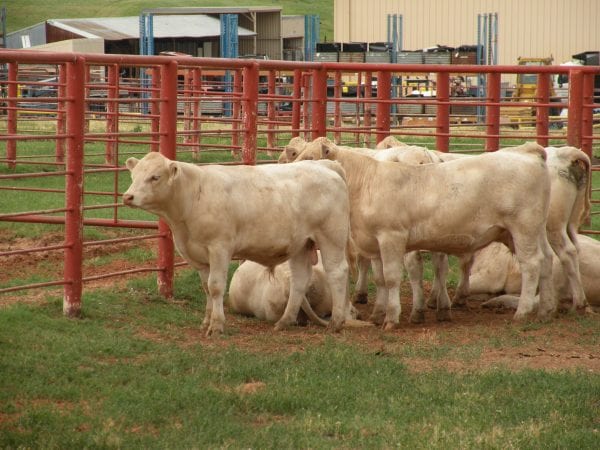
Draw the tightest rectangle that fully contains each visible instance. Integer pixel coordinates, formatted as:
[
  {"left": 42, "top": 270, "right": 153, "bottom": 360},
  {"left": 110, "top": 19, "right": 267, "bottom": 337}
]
[
  {"left": 318, "top": 241, "right": 350, "bottom": 332},
  {"left": 511, "top": 230, "right": 550, "bottom": 321},
  {"left": 197, "top": 265, "right": 212, "bottom": 331},
  {"left": 353, "top": 255, "right": 371, "bottom": 304},
  {"left": 203, "top": 254, "right": 231, "bottom": 336},
  {"left": 379, "top": 236, "right": 407, "bottom": 330},
  {"left": 369, "top": 257, "right": 388, "bottom": 326},
  {"left": 275, "top": 251, "right": 313, "bottom": 331},
  {"left": 535, "top": 231, "right": 557, "bottom": 321},
  {"left": 547, "top": 230, "right": 587, "bottom": 310},
  {"left": 430, "top": 252, "right": 452, "bottom": 321},
  {"left": 452, "top": 254, "right": 474, "bottom": 308},
  {"left": 404, "top": 251, "right": 426, "bottom": 324}
]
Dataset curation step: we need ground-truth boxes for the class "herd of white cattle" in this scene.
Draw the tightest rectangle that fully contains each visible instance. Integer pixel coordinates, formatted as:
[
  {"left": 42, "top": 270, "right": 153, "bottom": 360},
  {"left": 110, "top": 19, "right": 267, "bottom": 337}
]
[{"left": 123, "top": 136, "right": 599, "bottom": 336}]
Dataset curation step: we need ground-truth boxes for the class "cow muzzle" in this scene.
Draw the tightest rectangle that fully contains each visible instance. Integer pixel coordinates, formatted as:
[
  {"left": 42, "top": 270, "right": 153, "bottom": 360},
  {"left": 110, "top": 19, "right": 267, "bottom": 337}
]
[{"left": 123, "top": 193, "right": 135, "bottom": 206}]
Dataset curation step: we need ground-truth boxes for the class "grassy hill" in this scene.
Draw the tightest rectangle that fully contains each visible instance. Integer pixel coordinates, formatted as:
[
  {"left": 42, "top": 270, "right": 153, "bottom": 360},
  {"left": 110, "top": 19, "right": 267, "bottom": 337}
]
[{"left": 4, "top": 0, "right": 334, "bottom": 42}]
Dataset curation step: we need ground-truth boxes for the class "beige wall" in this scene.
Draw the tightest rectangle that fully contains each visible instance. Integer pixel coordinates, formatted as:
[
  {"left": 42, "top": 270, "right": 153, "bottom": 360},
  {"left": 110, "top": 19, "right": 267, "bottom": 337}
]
[
  {"left": 334, "top": 0, "right": 600, "bottom": 65},
  {"left": 24, "top": 37, "right": 104, "bottom": 53}
]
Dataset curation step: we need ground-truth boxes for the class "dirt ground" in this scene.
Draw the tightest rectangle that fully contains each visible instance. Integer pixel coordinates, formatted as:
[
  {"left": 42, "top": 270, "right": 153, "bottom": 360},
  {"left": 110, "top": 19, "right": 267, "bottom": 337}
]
[{"left": 1, "top": 230, "right": 599, "bottom": 373}]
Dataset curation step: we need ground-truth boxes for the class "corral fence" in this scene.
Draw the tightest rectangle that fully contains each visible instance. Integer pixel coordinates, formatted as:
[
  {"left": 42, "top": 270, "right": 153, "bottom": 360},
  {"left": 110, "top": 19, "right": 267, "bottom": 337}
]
[{"left": 0, "top": 49, "right": 599, "bottom": 317}]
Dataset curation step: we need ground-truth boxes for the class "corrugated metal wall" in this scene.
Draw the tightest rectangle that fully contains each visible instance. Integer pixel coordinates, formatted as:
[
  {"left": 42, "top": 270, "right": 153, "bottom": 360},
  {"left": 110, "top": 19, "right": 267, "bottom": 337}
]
[{"left": 334, "top": 0, "right": 600, "bottom": 65}]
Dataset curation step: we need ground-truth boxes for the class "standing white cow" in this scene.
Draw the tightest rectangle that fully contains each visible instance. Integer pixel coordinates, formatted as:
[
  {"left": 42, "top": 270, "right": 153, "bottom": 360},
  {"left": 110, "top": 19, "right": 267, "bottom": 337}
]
[
  {"left": 123, "top": 152, "right": 350, "bottom": 336},
  {"left": 296, "top": 139, "right": 555, "bottom": 328}
]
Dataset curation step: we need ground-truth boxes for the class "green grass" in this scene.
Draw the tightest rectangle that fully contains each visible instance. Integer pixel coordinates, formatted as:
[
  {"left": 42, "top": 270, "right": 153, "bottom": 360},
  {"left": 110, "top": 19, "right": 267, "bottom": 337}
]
[
  {"left": 1, "top": 272, "right": 599, "bottom": 449},
  {"left": 6, "top": 0, "right": 334, "bottom": 42}
]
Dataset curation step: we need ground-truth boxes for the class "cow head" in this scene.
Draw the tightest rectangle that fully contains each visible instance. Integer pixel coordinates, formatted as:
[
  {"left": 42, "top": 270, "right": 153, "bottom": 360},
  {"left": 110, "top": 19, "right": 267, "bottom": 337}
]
[
  {"left": 122, "top": 152, "right": 179, "bottom": 214},
  {"left": 278, "top": 136, "right": 306, "bottom": 163},
  {"left": 295, "top": 137, "right": 335, "bottom": 161}
]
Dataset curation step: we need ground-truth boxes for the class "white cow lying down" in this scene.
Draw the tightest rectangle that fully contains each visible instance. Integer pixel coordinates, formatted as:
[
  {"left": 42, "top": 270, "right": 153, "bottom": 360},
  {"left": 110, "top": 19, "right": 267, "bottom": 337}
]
[
  {"left": 123, "top": 152, "right": 350, "bottom": 336},
  {"left": 467, "top": 235, "right": 600, "bottom": 311},
  {"left": 228, "top": 256, "right": 363, "bottom": 324}
]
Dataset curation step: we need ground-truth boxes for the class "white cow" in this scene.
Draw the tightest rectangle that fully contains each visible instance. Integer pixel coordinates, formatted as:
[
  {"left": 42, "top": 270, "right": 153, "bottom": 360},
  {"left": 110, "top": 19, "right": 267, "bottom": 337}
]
[
  {"left": 467, "top": 235, "right": 600, "bottom": 311},
  {"left": 228, "top": 256, "right": 361, "bottom": 324},
  {"left": 123, "top": 152, "right": 350, "bottom": 336},
  {"left": 296, "top": 139, "right": 555, "bottom": 328},
  {"left": 451, "top": 145, "right": 591, "bottom": 311}
]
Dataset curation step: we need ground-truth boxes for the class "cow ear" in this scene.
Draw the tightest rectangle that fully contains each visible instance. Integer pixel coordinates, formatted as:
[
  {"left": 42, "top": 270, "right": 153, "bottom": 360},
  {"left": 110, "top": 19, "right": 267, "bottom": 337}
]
[
  {"left": 284, "top": 146, "right": 298, "bottom": 161},
  {"left": 125, "top": 157, "right": 139, "bottom": 171},
  {"left": 168, "top": 161, "right": 179, "bottom": 184},
  {"left": 321, "top": 143, "right": 332, "bottom": 158}
]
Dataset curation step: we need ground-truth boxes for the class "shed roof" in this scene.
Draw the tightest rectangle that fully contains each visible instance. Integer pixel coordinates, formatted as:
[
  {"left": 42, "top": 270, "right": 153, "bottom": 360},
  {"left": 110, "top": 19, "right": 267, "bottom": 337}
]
[{"left": 48, "top": 15, "right": 256, "bottom": 41}]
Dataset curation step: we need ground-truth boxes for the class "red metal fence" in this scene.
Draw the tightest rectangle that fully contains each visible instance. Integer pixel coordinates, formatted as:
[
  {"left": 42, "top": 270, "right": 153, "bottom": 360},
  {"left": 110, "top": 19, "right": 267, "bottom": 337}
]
[{"left": 1, "top": 49, "right": 599, "bottom": 316}]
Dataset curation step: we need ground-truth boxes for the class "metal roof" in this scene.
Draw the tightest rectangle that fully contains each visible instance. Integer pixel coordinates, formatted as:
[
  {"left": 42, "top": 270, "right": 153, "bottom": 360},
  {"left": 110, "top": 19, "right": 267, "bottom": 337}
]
[{"left": 48, "top": 15, "right": 256, "bottom": 41}]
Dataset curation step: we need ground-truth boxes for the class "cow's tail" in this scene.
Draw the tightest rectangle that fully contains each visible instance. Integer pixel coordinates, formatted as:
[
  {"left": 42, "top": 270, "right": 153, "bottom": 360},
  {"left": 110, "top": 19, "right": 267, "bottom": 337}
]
[{"left": 300, "top": 296, "right": 329, "bottom": 327}]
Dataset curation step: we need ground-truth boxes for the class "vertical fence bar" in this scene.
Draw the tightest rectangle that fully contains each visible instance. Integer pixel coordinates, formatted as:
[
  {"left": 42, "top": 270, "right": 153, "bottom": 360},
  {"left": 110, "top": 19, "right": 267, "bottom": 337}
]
[
  {"left": 267, "top": 70, "right": 276, "bottom": 151},
  {"left": 311, "top": 67, "right": 328, "bottom": 140},
  {"left": 375, "top": 70, "right": 391, "bottom": 144},
  {"left": 106, "top": 64, "right": 118, "bottom": 165},
  {"left": 63, "top": 56, "right": 85, "bottom": 318},
  {"left": 536, "top": 72, "right": 550, "bottom": 147},
  {"left": 354, "top": 71, "right": 362, "bottom": 145},
  {"left": 242, "top": 62, "right": 259, "bottom": 165},
  {"left": 231, "top": 69, "right": 241, "bottom": 156},
  {"left": 182, "top": 69, "right": 192, "bottom": 146},
  {"left": 364, "top": 71, "right": 372, "bottom": 147},
  {"left": 150, "top": 67, "right": 160, "bottom": 153},
  {"left": 55, "top": 64, "right": 66, "bottom": 164},
  {"left": 291, "top": 69, "right": 301, "bottom": 138},
  {"left": 435, "top": 72, "right": 450, "bottom": 152},
  {"left": 302, "top": 72, "right": 311, "bottom": 140},
  {"left": 567, "top": 69, "right": 583, "bottom": 148},
  {"left": 485, "top": 71, "right": 501, "bottom": 151},
  {"left": 157, "top": 60, "right": 178, "bottom": 298},
  {"left": 581, "top": 72, "right": 594, "bottom": 158},
  {"left": 334, "top": 71, "right": 342, "bottom": 143},
  {"left": 193, "top": 68, "right": 203, "bottom": 159},
  {"left": 6, "top": 62, "right": 17, "bottom": 169}
]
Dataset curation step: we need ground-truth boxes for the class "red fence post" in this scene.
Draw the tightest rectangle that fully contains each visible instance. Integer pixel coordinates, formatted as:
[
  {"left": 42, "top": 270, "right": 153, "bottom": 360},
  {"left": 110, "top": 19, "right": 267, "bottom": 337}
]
[
  {"left": 581, "top": 72, "right": 595, "bottom": 158},
  {"left": 63, "top": 56, "right": 86, "bottom": 318},
  {"left": 302, "top": 72, "right": 311, "bottom": 140},
  {"left": 6, "top": 62, "right": 17, "bottom": 169},
  {"left": 157, "top": 60, "right": 178, "bottom": 298},
  {"left": 105, "top": 64, "right": 118, "bottom": 165},
  {"left": 333, "top": 71, "right": 342, "bottom": 144},
  {"left": 151, "top": 67, "right": 161, "bottom": 153},
  {"left": 536, "top": 72, "right": 550, "bottom": 147},
  {"left": 291, "top": 69, "right": 301, "bottom": 138},
  {"left": 364, "top": 72, "right": 372, "bottom": 147},
  {"left": 267, "top": 70, "right": 276, "bottom": 151},
  {"left": 231, "top": 69, "right": 241, "bottom": 156},
  {"left": 311, "top": 67, "right": 328, "bottom": 140},
  {"left": 375, "top": 70, "right": 391, "bottom": 145},
  {"left": 56, "top": 65, "right": 66, "bottom": 164},
  {"left": 242, "top": 62, "right": 258, "bottom": 165},
  {"left": 435, "top": 72, "right": 450, "bottom": 152},
  {"left": 485, "top": 72, "right": 501, "bottom": 151},
  {"left": 567, "top": 69, "right": 583, "bottom": 148}
]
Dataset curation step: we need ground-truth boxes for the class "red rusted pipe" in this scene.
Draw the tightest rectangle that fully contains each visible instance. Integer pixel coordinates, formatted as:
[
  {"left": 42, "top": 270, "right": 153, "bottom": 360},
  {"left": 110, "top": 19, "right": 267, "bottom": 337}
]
[
  {"left": 311, "top": 67, "right": 328, "bottom": 140},
  {"left": 267, "top": 70, "right": 276, "bottom": 149},
  {"left": 242, "top": 62, "right": 259, "bottom": 164},
  {"left": 231, "top": 69, "right": 241, "bottom": 154},
  {"left": 375, "top": 71, "right": 391, "bottom": 144},
  {"left": 486, "top": 72, "right": 501, "bottom": 151},
  {"left": 151, "top": 67, "right": 161, "bottom": 153},
  {"left": 106, "top": 64, "right": 119, "bottom": 164},
  {"left": 364, "top": 72, "right": 372, "bottom": 147},
  {"left": 291, "top": 69, "right": 302, "bottom": 138},
  {"left": 157, "top": 60, "right": 178, "bottom": 298},
  {"left": 6, "top": 62, "right": 17, "bottom": 169},
  {"left": 435, "top": 72, "right": 450, "bottom": 152},
  {"left": 536, "top": 73, "right": 550, "bottom": 147},
  {"left": 581, "top": 72, "right": 595, "bottom": 157},
  {"left": 63, "top": 56, "right": 85, "bottom": 318},
  {"left": 334, "top": 71, "right": 342, "bottom": 144},
  {"left": 567, "top": 70, "right": 583, "bottom": 148},
  {"left": 56, "top": 64, "right": 67, "bottom": 164}
]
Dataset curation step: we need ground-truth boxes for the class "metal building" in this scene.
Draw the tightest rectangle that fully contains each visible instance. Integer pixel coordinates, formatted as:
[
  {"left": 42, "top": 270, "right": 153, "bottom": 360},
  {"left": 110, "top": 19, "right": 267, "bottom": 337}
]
[{"left": 334, "top": 0, "right": 600, "bottom": 65}]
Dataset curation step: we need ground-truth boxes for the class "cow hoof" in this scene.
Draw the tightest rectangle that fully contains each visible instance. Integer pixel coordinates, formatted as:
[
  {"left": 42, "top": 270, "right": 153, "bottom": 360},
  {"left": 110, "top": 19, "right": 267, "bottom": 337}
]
[
  {"left": 369, "top": 312, "right": 385, "bottom": 326},
  {"left": 426, "top": 299, "right": 437, "bottom": 310},
  {"left": 383, "top": 321, "right": 399, "bottom": 331},
  {"left": 536, "top": 307, "right": 556, "bottom": 322},
  {"left": 274, "top": 319, "right": 291, "bottom": 331},
  {"left": 327, "top": 319, "right": 344, "bottom": 332},
  {"left": 409, "top": 310, "right": 425, "bottom": 324},
  {"left": 451, "top": 299, "right": 468, "bottom": 309},
  {"left": 205, "top": 324, "right": 224, "bottom": 337},
  {"left": 436, "top": 308, "right": 452, "bottom": 322},
  {"left": 512, "top": 310, "right": 534, "bottom": 322},
  {"left": 354, "top": 292, "right": 369, "bottom": 304}
]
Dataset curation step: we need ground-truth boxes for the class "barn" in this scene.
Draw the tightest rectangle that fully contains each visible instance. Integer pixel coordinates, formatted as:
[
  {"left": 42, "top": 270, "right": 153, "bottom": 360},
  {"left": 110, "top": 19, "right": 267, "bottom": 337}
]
[{"left": 334, "top": 0, "right": 600, "bottom": 66}]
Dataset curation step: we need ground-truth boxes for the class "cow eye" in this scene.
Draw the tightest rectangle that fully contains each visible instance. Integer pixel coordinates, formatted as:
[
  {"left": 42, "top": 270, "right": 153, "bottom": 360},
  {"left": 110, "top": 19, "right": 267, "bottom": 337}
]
[{"left": 149, "top": 175, "right": 160, "bottom": 182}]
